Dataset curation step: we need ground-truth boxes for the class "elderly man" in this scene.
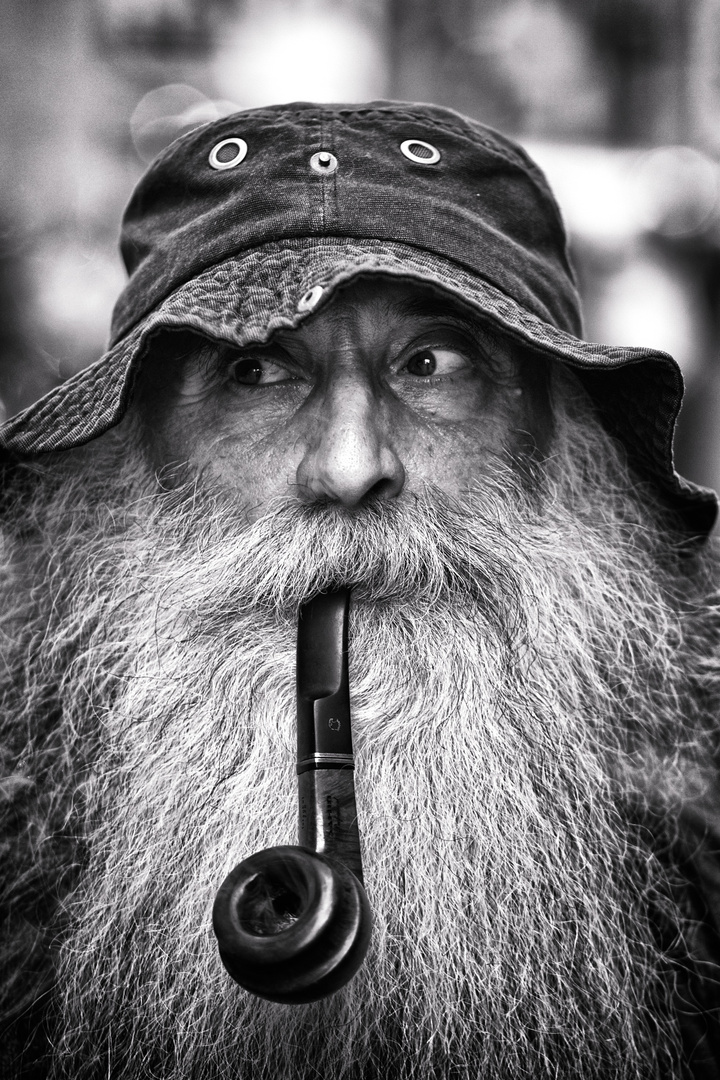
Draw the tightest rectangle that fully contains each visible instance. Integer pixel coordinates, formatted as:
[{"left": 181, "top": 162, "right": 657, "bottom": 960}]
[{"left": 1, "top": 101, "right": 720, "bottom": 1079}]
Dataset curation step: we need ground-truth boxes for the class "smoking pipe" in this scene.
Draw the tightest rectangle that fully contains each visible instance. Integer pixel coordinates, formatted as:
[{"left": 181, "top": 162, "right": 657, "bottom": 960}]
[{"left": 212, "top": 589, "right": 372, "bottom": 1004}]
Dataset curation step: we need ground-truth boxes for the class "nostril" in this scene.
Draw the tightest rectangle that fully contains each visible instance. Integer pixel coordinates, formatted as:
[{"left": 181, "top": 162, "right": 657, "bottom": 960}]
[
  {"left": 365, "top": 476, "right": 401, "bottom": 503},
  {"left": 295, "top": 464, "right": 404, "bottom": 509}
]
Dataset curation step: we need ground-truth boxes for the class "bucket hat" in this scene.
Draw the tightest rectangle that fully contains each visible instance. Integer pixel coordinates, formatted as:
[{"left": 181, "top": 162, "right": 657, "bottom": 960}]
[{"left": 0, "top": 100, "right": 715, "bottom": 536}]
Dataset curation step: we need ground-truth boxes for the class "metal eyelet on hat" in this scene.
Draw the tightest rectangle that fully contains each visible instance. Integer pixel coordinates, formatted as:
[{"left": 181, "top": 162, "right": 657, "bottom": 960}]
[
  {"left": 297, "top": 285, "right": 325, "bottom": 313},
  {"left": 400, "top": 139, "right": 441, "bottom": 165},
  {"left": 310, "top": 151, "right": 338, "bottom": 175},
  {"left": 208, "top": 137, "right": 248, "bottom": 171}
]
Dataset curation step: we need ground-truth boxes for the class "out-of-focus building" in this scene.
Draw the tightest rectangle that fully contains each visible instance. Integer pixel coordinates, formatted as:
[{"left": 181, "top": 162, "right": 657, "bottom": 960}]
[{"left": 2, "top": 0, "right": 720, "bottom": 503}]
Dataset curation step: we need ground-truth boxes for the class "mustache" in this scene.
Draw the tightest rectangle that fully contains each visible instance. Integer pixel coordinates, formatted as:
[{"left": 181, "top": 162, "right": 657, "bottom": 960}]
[{"left": 149, "top": 477, "right": 536, "bottom": 644}]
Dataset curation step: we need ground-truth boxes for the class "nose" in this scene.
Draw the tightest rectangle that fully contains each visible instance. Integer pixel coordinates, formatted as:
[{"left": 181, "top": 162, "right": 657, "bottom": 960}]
[{"left": 296, "top": 375, "right": 405, "bottom": 507}]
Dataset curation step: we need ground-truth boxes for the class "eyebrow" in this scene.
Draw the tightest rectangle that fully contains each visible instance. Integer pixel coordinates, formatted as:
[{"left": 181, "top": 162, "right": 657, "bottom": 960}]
[{"left": 393, "top": 292, "right": 489, "bottom": 335}]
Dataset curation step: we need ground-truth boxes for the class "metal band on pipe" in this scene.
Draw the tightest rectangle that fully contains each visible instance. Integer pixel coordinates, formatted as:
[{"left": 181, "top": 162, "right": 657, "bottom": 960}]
[{"left": 297, "top": 753, "right": 355, "bottom": 774}]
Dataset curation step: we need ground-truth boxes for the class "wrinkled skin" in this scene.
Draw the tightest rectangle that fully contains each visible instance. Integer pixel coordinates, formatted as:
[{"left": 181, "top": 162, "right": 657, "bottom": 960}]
[{"left": 137, "top": 278, "right": 552, "bottom": 517}]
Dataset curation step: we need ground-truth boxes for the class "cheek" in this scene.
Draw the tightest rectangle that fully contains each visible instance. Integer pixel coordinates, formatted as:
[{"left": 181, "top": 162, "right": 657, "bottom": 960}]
[
  {"left": 208, "top": 439, "right": 301, "bottom": 519},
  {"left": 406, "top": 432, "right": 503, "bottom": 495},
  {"left": 144, "top": 399, "right": 305, "bottom": 518},
  {"left": 401, "top": 403, "right": 526, "bottom": 495},
  {"left": 203, "top": 433, "right": 310, "bottom": 521}
]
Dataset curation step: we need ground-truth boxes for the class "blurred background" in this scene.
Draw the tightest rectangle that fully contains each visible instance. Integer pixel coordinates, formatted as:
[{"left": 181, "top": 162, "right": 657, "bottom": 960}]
[{"left": 2, "top": 0, "right": 720, "bottom": 502}]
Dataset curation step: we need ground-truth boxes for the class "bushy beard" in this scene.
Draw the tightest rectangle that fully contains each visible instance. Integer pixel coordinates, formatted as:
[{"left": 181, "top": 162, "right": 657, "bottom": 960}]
[{"left": 1, "top": 406, "right": 719, "bottom": 1080}]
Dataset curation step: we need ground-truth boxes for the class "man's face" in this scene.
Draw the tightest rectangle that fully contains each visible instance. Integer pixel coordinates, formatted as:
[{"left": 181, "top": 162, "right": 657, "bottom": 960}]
[{"left": 138, "top": 278, "right": 551, "bottom": 516}]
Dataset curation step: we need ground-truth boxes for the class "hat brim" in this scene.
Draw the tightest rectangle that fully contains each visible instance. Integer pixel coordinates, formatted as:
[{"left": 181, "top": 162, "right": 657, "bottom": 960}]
[{"left": 0, "top": 237, "right": 716, "bottom": 536}]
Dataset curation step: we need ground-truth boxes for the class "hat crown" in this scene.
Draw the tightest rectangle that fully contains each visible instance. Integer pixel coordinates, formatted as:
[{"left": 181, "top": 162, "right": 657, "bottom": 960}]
[{"left": 112, "top": 100, "right": 581, "bottom": 345}]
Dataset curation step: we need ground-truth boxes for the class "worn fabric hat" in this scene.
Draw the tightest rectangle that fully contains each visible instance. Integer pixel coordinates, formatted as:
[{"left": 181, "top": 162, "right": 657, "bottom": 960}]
[{"left": 0, "top": 100, "right": 716, "bottom": 535}]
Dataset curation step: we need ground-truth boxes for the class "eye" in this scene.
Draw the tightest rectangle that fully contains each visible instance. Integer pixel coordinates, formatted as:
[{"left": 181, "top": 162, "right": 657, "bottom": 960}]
[
  {"left": 228, "top": 355, "right": 295, "bottom": 386},
  {"left": 403, "top": 347, "right": 470, "bottom": 378}
]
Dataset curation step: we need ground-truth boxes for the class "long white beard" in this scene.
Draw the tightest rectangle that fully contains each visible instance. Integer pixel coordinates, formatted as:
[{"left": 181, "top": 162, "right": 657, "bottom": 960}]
[{"left": 2, "top": 414, "right": 717, "bottom": 1079}]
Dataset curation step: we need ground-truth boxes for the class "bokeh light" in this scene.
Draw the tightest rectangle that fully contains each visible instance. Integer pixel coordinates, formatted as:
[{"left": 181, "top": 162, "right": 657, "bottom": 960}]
[{"left": 212, "top": 2, "right": 384, "bottom": 108}]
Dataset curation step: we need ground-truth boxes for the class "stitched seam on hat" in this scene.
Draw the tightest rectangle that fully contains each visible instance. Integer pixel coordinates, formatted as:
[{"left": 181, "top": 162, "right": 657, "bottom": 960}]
[
  {"left": 114, "top": 224, "right": 580, "bottom": 344},
  {"left": 148, "top": 237, "right": 663, "bottom": 369},
  {"left": 320, "top": 115, "right": 326, "bottom": 232}
]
